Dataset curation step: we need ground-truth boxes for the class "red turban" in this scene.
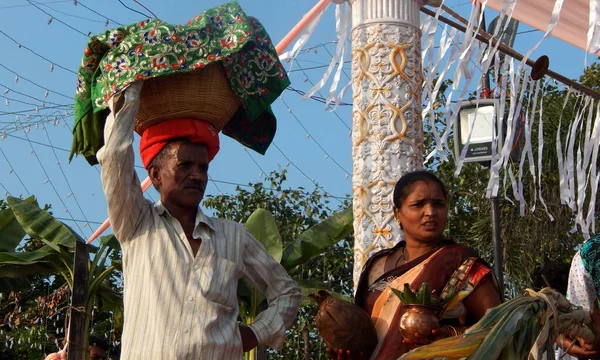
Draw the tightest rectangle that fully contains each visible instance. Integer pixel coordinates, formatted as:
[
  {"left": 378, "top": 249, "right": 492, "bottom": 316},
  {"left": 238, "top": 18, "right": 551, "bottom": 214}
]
[{"left": 139, "top": 119, "right": 220, "bottom": 169}]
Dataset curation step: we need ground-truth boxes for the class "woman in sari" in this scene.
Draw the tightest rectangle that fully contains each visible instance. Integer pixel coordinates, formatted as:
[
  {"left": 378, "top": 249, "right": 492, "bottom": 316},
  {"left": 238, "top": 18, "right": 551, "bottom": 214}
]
[{"left": 329, "top": 171, "right": 502, "bottom": 359}]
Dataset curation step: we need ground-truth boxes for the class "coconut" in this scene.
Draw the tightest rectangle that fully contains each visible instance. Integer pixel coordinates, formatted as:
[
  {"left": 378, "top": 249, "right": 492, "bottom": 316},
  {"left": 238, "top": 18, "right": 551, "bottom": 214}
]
[{"left": 311, "top": 290, "right": 378, "bottom": 360}]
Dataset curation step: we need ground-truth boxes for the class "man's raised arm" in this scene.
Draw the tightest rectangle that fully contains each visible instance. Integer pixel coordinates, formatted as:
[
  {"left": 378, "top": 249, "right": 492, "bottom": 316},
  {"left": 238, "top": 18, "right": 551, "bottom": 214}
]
[{"left": 96, "top": 83, "right": 149, "bottom": 242}]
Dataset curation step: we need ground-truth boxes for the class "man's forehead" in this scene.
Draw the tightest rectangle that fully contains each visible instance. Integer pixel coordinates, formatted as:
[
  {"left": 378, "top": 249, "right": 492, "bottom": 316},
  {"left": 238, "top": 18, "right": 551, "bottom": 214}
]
[{"left": 174, "top": 142, "right": 208, "bottom": 159}]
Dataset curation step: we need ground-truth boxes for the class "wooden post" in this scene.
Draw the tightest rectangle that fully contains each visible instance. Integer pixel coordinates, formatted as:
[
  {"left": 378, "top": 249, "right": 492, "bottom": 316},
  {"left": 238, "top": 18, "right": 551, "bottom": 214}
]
[{"left": 67, "top": 241, "right": 89, "bottom": 360}]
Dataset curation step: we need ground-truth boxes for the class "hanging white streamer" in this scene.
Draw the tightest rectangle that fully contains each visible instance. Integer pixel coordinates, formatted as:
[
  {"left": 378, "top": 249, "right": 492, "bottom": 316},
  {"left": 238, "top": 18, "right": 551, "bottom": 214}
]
[
  {"left": 576, "top": 99, "right": 597, "bottom": 238},
  {"left": 423, "top": 22, "right": 456, "bottom": 163},
  {"left": 536, "top": 80, "right": 554, "bottom": 221},
  {"left": 556, "top": 89, "right": 574, "bottom": 205},
  {"left": 302, "top": 3, "right": 351, "bottom": 101},
  {"left": 278, "top": 5, "right": 328, "bottom": 68},
  {"left": 586, "top": 0, "right": 600, "bottom": 65},
  {"left": 585, "top": 103, "right": 600, "bottom": 234},
  {"left": 325, "top": 3, "right": 352, "bottom": 105}
]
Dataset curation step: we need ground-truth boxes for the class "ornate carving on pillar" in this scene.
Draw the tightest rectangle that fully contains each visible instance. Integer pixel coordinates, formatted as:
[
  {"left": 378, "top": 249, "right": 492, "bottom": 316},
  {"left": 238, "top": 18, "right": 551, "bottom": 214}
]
[{"left": 349, "top": 0, "right": 437, "bottom": 285}]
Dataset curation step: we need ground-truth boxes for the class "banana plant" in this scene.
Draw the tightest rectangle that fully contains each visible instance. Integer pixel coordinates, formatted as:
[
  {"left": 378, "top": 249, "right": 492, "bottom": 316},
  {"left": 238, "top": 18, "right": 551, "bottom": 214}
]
[
  {"left": 0, "top": 196, "right": 123, "bottom": 359},
  {"left": 240, "top": 207, "right": 354, "bottom": 360}
]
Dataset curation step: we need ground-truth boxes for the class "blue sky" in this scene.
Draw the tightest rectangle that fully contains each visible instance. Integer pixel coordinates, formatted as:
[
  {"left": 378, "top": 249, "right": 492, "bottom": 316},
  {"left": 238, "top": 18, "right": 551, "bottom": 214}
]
[{"left": 0, "top": 0, "right": 595, "bottom": 241}]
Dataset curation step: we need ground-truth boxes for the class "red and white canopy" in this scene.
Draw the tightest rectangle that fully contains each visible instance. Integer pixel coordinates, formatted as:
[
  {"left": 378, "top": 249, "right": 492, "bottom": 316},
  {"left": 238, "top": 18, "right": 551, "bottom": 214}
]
[{"left": 486, "top": 0, "right": 600, "bottom": 55}]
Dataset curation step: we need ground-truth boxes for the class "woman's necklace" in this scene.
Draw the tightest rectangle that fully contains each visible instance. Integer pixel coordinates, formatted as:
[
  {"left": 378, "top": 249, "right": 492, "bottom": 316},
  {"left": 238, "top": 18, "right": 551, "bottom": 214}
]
[
  {"left": 396, "top": 244, "right": 442, "bottom": 267},
  {"left": 395, "top": 246, "right": 408, "bottom": 267}
]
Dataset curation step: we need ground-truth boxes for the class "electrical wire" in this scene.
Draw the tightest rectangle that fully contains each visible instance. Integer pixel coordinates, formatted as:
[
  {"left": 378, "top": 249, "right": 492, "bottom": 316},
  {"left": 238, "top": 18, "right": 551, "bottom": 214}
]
[
  {"left": 73, "top": 0, "right": 124, "bottom": 26},
  {"left": 26, "top": 0, "right": 90, "bottom": 38},
  {"left": 0, "top": 63, "right": 73, "bottom": 99}
]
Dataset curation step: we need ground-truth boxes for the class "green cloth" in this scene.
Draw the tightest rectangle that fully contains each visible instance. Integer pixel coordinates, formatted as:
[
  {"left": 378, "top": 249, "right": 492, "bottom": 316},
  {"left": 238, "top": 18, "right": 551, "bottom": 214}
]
[{"left": 71, "top": 1, "right": 289, "bottom": 165}]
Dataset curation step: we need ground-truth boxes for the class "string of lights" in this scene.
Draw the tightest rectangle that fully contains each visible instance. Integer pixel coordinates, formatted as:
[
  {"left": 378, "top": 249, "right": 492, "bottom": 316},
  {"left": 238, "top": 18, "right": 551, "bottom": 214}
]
[
  {"left": 293, "top": 62, "right": 353, "bottom": 130},
  {"left": 26, "top": 0, "right": 90, "bottom": 37},
  {"left": 0, "top": 0, "right": 71, "bottom": 10},
  {"left": 286, "top": 86, "right": 351, "bottom": 106},
  {"left": 34, "top": 1, "right": 106, "bottom": 25},
  {"left": 270, "top": 142, "right": 348, "bottom": 205},
  {"left": 0, "top": 63, "right": 73, "bottom": 99},
  {"left": 0, "top": 181, "right": 10, "bottom": 196},
  {"left": 1, "top": 110, "right": 72, "bottom": 131},
  {"left": 116, "top": 0, "right": 152, "bottom": 19},
  {"left": 75, "top": 1, "right": 124, "bottom": 26},
  {"left": 279, "top": 96, "right": 351, "bottom": 176},
  {"left": 243, "top": 147, "right": 268, "bottom": 179},
  {"left": 0, "top": 146, "right": 30, "bottom": 195},
  {"left": 0, "top": 82, "right": 67, "bottom": 107},
  {"left": 43, "top": 125, "right": 92, "bottom": 230},
  {"left": 16, "top": 119, "right": 88, "bottom": 235},
  {"left": 0, "top": 30, "right": 78, "bottom": 74}
]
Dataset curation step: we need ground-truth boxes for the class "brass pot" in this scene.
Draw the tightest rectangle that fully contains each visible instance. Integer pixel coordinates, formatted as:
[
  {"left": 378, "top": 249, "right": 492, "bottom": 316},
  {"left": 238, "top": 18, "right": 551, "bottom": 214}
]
[{"left": 399, "top": 304, "right": 440, "bottom": 343}]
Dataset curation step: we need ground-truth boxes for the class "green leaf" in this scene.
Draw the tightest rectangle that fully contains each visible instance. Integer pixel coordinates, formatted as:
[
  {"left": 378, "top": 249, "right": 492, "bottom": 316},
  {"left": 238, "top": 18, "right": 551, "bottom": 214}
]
[
  {"left": 0, "top": 251, "right": 60, "bottom": 277},
  {"left": 295, "top": 279, "right": 353, "bottom": 305},
  {"left": 99, "top": 234, "right": 121, "bottom": 252},
  {"left": 281, "top": 206, "right": 353, "bottom": 270},
  {"left": 96, "top": 285, "right": 124, "bottom": 332},
  {"left": 245, "top": 208, "right": 283, "bottom": 263},
  {"left": 0, "top": 277, "right": 32, "bottom": 293},
  {"left": 7, "top": 196, "right": 83, "bottom": 251},
  {"left": 0, "top": 196, "right": 37, "bottom": 252}
]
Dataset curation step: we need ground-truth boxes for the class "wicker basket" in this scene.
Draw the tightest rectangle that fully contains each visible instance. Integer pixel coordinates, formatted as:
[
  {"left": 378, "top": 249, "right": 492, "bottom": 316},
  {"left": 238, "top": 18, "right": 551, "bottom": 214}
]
[{"left": 135, "top": 63, "right": 239, "bottom": 134}]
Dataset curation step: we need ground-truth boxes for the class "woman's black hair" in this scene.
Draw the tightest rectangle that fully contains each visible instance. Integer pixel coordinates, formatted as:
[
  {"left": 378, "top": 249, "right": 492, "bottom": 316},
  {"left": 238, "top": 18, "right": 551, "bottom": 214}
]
[{"left": 392, "top": 170, "right": 448, "bottom": 209}]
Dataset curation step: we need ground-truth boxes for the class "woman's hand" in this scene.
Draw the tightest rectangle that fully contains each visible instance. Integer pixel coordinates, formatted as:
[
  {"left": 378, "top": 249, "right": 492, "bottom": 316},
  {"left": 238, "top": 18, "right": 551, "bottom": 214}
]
[
  {"left": 558, "top": 300, "right": 600, "bottom": 359},
  {"left": 44, "top": 350, "right": 66, "bottom": 360},
  {"left": 326, "top": 348, "right": 364, "bottom": 360},
  {"left": 557, "top": 334, "right": 600, "bottom": 359}
]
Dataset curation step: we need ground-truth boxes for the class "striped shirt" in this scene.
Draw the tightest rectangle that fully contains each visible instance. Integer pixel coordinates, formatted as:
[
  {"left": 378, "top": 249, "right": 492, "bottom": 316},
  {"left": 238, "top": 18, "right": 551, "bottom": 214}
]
[{"left": 97, "top": 85, "right": 302, "bottom": 359}]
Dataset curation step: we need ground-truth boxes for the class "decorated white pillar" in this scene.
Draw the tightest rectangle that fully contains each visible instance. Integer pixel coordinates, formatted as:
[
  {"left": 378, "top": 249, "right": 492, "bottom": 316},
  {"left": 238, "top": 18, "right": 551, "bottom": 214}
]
[{"left": 349, "top": 0, "right": 440, "bottom": 285}]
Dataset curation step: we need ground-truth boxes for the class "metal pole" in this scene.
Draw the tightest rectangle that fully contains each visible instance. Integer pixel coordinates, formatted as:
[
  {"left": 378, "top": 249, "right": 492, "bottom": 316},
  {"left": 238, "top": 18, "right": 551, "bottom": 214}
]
[
  {"left": 478, "top": 9, "right": 504, "bottom": 296},
  {"left": 491, "top": 196, "right": 504, "bottom": 295}
]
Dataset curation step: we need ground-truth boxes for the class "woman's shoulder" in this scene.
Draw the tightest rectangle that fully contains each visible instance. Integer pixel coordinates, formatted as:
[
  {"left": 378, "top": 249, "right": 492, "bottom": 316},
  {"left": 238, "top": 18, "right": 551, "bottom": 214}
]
[{"left": 440, "top": 240, "right": 480, "bottom": 257}]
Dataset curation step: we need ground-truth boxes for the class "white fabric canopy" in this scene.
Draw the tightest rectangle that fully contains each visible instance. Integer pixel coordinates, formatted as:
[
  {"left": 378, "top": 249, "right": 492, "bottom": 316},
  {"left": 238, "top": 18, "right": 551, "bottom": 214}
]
[{"left": 486, "top": 0, "right": 600, "bottom": 55}]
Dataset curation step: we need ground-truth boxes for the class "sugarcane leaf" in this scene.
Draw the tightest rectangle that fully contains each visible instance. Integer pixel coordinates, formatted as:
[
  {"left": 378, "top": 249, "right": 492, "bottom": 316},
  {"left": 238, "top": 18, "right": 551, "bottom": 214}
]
[
  {"left": 468, "top": 300, "right": 540, "bottom": 360},
  {"left": 398, "top": 329, "right": 490, "bottom": 359},
  {"left": 6, "top": 196, "right": 83, "bottom": 251},
  {"left": 281, "top": 206, "right": 353, "bottom": 270},
  {"left": 0, "top": 196, "right": 37, "bottom": 252},
  {"left": 245, "top": 208, "right": 282, "bottom": 263}
]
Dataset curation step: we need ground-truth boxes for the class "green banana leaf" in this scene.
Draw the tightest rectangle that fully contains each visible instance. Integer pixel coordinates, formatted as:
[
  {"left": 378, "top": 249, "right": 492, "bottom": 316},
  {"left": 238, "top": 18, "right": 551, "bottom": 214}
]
[
  {"left": 281, "top": 206, "right": 353, "bottom": 270},
  {"left": 0, "top": 196, "right": 37, "bottom": 252},
  {"left": 7, "top": 196, "right": 83, "bottom": 252},
  {"left": 245, "top": 208, "right": 282, "bottom": 263},
  {"left": 0, "top": 251, "right": 61, "bottom": 277},
  {"left": 96, "top": 283, "right": 124, "bottom": 332},
  {"left": 0, "top": 277, "right": 30, "bottom": 292},
  {"left": 99, "top": 234, "right": 121, "bottom": 252},
  {"left": 296, "top": 279, "right": 353, "bottom": 305}
]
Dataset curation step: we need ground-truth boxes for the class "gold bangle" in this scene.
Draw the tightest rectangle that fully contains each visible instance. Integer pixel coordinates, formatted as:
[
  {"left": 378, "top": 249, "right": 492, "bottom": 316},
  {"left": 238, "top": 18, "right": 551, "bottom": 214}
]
[{"left": 446, "top": 325, "right": 458, "bottom": 337}]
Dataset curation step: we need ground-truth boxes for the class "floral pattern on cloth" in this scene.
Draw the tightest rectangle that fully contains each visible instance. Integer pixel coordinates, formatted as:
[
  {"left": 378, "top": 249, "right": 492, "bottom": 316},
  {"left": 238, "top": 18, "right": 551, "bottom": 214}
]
[{"left": 71, "top": 1, "right": 289, "bottom": 165}]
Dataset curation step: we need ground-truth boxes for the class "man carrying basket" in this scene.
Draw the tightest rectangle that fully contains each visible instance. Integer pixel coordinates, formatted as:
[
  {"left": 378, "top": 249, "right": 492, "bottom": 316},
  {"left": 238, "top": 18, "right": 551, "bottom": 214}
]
[{"left": 48, "top": 2, "right": 301, "bottom": 359}]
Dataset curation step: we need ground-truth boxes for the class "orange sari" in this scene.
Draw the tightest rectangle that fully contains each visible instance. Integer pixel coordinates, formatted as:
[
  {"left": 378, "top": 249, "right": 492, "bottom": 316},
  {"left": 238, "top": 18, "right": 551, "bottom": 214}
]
[{"left": 354, "top": 241, "right": 495, "bottom": 359}]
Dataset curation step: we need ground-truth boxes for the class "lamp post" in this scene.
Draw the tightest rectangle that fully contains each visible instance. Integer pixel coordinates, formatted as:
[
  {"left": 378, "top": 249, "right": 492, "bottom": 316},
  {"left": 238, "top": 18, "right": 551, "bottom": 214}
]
[{"left": 349, "top": 0, "right": 441, "bottom": 284}]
